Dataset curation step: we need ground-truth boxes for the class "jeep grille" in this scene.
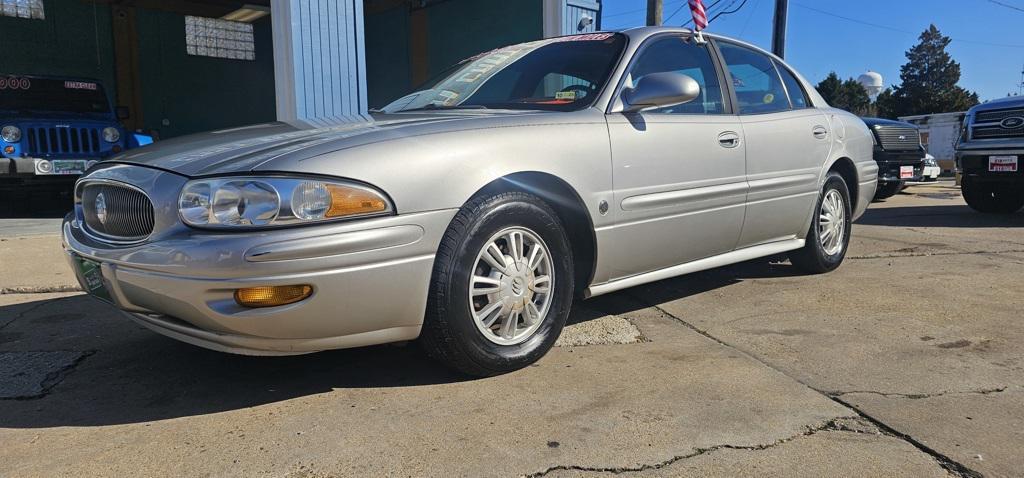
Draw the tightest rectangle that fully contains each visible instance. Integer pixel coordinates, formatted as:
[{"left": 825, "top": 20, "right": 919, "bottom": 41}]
[
  {"left": 81, "top": 181, "right": 155, "bottom": 242},
  {"left": 26, "top": 127, "right": 102, "bottom": 155}
]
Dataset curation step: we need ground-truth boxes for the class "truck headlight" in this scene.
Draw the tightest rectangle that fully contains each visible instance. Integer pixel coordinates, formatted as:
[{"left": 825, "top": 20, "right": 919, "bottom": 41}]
[
  {"left": 102, "top": 127, "right": 121, "bottom": 143},
  {"left": 178, "top": 177, "right": 392, "bottom": 228},
  {"left": 1, "top": 125, "right": 21, "bottom": 143}
]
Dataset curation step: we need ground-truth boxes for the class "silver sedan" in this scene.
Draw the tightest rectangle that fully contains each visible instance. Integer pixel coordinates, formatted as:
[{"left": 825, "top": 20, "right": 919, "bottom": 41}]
[{"left": 62, "top": 27, "right": 877, "bottom": 376}]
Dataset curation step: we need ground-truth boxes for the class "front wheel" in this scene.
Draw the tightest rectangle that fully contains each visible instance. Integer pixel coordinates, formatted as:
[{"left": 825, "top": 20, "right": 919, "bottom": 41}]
[
  {"left": 961, "top": 177, "right": 1024, "bottom": 214},
  {"left": 789, "top": 171, "right": 852, "bottom": 274},
  {"left": 419, "top": 191, "right": 574, "bottom": 377}
]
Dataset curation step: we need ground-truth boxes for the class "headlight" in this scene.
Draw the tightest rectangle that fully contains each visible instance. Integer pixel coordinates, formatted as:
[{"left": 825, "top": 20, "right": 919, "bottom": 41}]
[
  {"left": 1, "top": 125, "right": 21, "bottom": 143},
  {"left": 178, "top": 177, "right": 392, "bottom": 228},
  {"left": 102, "top": 127, "right": 121, "bottom": 143}
]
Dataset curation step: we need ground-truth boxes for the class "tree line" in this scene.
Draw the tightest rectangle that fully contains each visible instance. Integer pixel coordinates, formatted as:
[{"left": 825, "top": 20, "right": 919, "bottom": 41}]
[{"left": 815, "top": 25, "right": 979, "bottom": 119}]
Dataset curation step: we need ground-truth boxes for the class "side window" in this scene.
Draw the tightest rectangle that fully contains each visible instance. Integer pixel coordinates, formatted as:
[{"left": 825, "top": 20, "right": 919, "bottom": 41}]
[
  {"left": 718, "top": 42, "right": 791, "bottom": 114},
  {"left": 774, "top": 60, "right": 810, "bottom": 109},
  {"left": 625, "top": 36, "right": 725, "bottom": 114}
]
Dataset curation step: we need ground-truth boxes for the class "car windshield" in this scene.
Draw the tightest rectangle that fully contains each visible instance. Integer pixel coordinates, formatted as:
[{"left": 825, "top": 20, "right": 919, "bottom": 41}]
[
  {"left": 0, "top": 77, "right": 111, "bottom": 115},
  {"left": 378, "top": 33, "right": 626, "bottom": 113}
]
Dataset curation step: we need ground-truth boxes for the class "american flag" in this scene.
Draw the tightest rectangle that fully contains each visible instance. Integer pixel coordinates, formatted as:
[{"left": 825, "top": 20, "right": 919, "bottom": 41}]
[{"left": 689, "top": 0, "right": 708, "bottom": 31}]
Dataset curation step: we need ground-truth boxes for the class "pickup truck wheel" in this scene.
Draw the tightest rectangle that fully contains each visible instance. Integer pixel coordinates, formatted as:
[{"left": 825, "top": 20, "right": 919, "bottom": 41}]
[
  {"left": 420, "top": 191, "right": 574, "bottom": 377},
  {"left": 873, "top": 181, "right": 902, "bottom": 201},
  {"left": 962, "top": 177, "right": 1024, "bottom": 214},
  {"left": 789, "top": 172, "right": 852, "bottom": 274}
]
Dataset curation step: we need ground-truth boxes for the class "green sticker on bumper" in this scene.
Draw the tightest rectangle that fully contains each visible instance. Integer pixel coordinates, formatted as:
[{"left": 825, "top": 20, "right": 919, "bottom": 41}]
[{"left": 76, "top": 256, "right": 112, "bottom": 302}]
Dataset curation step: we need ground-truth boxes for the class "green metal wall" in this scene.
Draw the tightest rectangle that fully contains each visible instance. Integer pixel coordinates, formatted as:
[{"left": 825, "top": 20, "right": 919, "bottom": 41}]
[
  {"left": 364, "top": 0, "right": 544, "bottom": 109},
  {"left": 135, "top": 10, "right": 276, "bottom": 139},
  {"left": 0, "top": 0, "right": 116, "bottom": 93}
]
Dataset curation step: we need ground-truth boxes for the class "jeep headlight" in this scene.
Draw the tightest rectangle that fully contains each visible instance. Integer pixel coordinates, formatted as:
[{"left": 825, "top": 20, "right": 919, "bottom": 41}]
[
  {"left": 178, "top": 177, "right": 392, "bottom": 228},
  {"left": 1, "top": 125, "right": 21, "bottom": 143},
  {"left": 102, "top": 127, "right": 121, "bottom": 143}
]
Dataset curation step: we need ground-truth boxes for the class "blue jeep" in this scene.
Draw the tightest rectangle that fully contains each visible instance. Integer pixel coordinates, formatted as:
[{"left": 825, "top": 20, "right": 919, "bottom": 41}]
[{"left": 0, "top": 75, "right": 151, "bottom": 192}]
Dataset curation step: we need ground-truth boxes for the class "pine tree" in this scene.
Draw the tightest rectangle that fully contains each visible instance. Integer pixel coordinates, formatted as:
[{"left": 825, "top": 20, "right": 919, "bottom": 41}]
[
  {"left": 816, "top": 72, "right": 843, "bottom": 106},
  {"left": 816, "top": 72, "right": 871, "bottom": 116},
  {"left": 885, "top": 24, "right": 979, "bottom": 118}
]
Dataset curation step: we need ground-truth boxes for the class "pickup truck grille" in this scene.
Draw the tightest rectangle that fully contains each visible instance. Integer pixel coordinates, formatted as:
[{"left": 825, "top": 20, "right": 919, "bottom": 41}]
[
  {"left": 875, "top": 126, "right": 920, "bottom": 151},
  {"left": 971, "top": 107, "right": 1024, "bottom": 140},
  {"left": 81, "top": 181, "right": 155, "bottom": 242},
  {"left": 26, "top": 127, "right": 102, "bottom": 155}
]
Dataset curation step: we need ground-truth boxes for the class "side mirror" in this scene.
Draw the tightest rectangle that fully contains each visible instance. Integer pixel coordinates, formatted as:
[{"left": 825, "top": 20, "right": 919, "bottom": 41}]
[
  {"left": 116, "top": 106, "right": 131, "bottom": 120},
  {"left": 620, "top": 72, "right": 701, "bottom": 113}
]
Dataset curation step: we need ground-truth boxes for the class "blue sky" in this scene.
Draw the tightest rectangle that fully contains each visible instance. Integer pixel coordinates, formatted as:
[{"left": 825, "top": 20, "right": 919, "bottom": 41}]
[{"left": 600, "top": 0, "right": 1024, "bottom": 101}]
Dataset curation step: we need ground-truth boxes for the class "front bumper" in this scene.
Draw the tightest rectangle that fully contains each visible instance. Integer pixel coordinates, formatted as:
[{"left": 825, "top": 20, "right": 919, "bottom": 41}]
[
  {"left": 63, "top": 207, "right": 456, "bottom": 355},
  {"left": 957, "top": 148, "right": 1023, "bottom": 183},
  {"left": 874, "top": 149, "right": 925, "bottom": 183}
]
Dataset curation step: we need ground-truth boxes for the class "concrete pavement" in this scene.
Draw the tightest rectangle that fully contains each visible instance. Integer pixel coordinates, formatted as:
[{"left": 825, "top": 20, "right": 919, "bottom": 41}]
[{"left": 1, "top": 180, "right": 1021, "bottom": 477}]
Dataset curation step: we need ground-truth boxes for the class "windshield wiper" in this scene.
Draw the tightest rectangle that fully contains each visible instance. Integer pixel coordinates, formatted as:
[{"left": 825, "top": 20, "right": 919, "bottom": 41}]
[{"left": 396, "top": 104, "right": 491, "bottom": 113}]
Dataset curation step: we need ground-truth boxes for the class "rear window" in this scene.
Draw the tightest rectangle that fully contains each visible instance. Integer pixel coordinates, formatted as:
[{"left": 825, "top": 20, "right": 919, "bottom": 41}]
[
  {"left": 774, "top": 61, "right": 810, "bottom": 109},
  {"left": 0, "top": 77, "right": 111, "bottom": 115},
  {"left": 717, "top": 42, "right": 791, "bottom": 115}
]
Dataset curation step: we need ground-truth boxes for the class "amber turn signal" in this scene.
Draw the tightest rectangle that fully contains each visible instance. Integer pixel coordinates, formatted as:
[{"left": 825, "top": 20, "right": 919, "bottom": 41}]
[
  {"left": 234, "top": 285, "right": 313, "bottom": 308},
  {"left": 325, "top": 184, "right": 389, "bottom": 218}
]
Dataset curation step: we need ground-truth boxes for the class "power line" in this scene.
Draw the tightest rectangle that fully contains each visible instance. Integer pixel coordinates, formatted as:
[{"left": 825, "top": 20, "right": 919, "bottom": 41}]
[
  {"left": 663, "top": 1, "right": 690, "bottom": 23},
  {"left": 603, "top": 0, "right": 686, "bottom": 20},
  {"left": 984, "top": 0, "right": 1024, "bottom": 13},
  {"left": 737, "top": 0, "right": 762, "bottom": 37},
  {"left": 710, "top": 0, "right": 749, "bottom": 23},
  {"left": 681, "top": 0, "right": 725, "bottom": 27},
  {"left": 792, "top": 2, "right": 1024, "bottom": 48}
]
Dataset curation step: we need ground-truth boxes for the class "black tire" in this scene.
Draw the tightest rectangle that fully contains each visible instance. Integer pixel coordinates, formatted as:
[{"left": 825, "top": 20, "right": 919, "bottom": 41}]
[
  {"left": 419, "top": 191, "right": 574, "bottom": 377},
  {"left": 873, "top": 181, "right": 902, "bottom": 201},
  {"left": 789, "top": 171, "right": 852, "bottom": 274},
  {"left": 961, "top": 177, "right": 1024, "bottom": 214}
]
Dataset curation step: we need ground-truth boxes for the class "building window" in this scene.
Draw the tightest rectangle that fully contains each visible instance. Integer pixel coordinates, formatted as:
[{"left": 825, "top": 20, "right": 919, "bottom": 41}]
[
  {"left": 184, "top": 16, "right": 255, "bottom": 61},
  {"left": 0, "top": 0, "right": 45, "bottom": 20}
]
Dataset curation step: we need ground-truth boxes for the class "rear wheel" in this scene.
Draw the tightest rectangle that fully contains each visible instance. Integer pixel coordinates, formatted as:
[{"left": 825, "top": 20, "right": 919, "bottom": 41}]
[
  {"left": 789, "top": 171, "right": 852, "bottom": 274},
  {"left": 961, "top": 177, "right": 1024, "bottom": 214},
  {"left": 419, "top": 191, "right": 574, "bottom": 377},
  {"left": 873, "top": 181, "right": 902, "bottom": 201}
]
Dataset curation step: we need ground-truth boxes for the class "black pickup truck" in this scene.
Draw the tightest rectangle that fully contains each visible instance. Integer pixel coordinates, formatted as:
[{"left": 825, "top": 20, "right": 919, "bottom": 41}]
[
  {"left": 956, "top": 96, "right": 1024, "bottom": 213},
  {"left": 861, "top": 117, "right": 926, "bottom": 201}
]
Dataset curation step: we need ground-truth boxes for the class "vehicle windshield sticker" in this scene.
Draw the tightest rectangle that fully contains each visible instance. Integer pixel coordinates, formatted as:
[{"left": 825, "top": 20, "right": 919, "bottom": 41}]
[
  {"left": 64, "top": 81, "right": 98, "bottom": 91},
  {"left": 549, "top": 33, "right": 614, "bottom": 43},
  {"left": 555, "top": 91, "right": 577, "bottom": 101}
]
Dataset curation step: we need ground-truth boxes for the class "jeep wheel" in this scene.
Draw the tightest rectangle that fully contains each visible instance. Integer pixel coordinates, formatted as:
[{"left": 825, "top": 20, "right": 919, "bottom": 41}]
[{"left": 962, "top": 177, "right": 1024, "bottom": 214}]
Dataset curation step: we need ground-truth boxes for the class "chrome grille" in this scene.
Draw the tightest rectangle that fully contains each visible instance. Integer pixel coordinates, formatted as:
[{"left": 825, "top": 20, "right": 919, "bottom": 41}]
[
  {"left": 975, "top": 107, "right": 1024, "bottom": 123},
  {"left": 971, "top": 107, "right": 1024, "bottom": 140},
  {"left": 875, "top": 126, "right": 921, "bottom": 151},
  {"left": 81, "top": 182, "right": 155, "bottom": 242},
  {"left": 26, "top": 127, "right": 101, "bottom": 155}
]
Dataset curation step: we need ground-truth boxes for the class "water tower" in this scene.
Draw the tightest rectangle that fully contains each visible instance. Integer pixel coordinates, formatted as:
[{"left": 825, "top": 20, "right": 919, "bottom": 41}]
[{"left": 858, "top": 70, "right": 884, "bottom": 99}]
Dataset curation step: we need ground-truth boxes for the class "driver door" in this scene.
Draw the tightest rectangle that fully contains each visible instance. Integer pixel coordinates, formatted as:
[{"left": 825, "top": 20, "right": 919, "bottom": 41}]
[{"left": 599, "top": 35, "right": 748, "bottom": 282}]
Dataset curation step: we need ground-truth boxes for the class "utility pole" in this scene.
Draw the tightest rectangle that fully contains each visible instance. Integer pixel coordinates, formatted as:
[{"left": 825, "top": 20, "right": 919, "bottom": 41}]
[
  {"left": 646, "top": 0, "right": 662, "bottom": 26},
  {"left": 771, "top": 0, "right": 788, "bottom": 58}
]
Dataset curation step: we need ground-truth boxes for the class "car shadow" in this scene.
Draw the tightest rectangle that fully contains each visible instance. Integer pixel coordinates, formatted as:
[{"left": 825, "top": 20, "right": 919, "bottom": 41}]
[
  {"left": 856, "top": 204, "right": 1024, "bottom": 228},
  {"left": 0, "top": 255, "right": 800, "bottom": 429}
]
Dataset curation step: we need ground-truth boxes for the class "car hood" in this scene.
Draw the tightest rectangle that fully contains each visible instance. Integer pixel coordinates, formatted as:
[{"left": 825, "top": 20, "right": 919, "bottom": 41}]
[{"left": 106, "top": 111, "right": 554, "bottom": 177}]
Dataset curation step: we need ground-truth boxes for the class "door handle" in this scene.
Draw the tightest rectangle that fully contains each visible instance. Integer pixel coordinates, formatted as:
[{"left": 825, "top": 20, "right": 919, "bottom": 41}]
[
  {"left": 812, "top": 126, "right": 829, "bottom": 139},
  {"left": 718, "top": 131, "right": 740, "bottom": 148}
]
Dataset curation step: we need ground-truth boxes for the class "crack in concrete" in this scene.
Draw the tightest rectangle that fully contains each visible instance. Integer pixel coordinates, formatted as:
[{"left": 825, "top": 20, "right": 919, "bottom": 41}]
[
  {"left": 848, "top": 249, "right": 1024, "bottom": 260},
  {"left": 615, "top": 295, "right": 984, "bottom": 478},
  {"left": 0, "top": 350, "right": 95, "bottom": 400},
  {"left": 0, "top": 299, "right": 59, "bottom": 331},
  {"left": 831, "top": 387, "right": 1009, "bottom": 400},
  {"left": 1, "top": 285, "right": 82, "bottom": 295},
  {"left": 524, "top": 417, "right": 865, "bottom": 477}
]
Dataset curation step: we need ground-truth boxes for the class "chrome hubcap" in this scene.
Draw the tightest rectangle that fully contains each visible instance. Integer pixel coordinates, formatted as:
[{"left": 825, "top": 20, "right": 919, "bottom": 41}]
[
  {"left": 819, "top": 189, "right": 846, "bottom": 256},
  {"left": 469, "top": 227, "right": 554, "bottom": 345}
]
